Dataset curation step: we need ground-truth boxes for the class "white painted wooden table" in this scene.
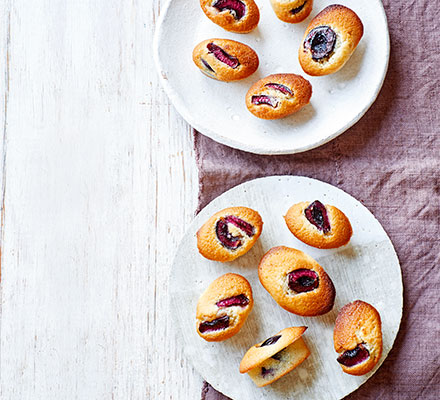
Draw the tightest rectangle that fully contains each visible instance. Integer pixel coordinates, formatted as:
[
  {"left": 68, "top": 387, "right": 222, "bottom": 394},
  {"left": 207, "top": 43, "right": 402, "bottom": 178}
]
[{"left": 0, "top": 1, "right": 202, "bottom": 398}]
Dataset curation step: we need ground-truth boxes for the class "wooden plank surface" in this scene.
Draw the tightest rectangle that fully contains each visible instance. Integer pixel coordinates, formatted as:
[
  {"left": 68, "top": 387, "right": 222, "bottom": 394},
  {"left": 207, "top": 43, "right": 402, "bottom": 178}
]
[{"left": 0, "top": 0, "right": 201, "bottom": 398}]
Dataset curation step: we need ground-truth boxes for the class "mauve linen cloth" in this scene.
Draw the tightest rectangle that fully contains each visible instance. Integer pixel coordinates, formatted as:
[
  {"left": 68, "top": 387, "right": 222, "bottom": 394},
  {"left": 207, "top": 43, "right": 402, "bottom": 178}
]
[{"left": 193, "top": 1, "right": 440, "bottom": 399}]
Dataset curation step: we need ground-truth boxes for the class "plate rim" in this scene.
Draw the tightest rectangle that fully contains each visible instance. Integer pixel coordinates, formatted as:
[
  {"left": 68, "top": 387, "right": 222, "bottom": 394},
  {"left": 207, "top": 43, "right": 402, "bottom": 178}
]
[
  {"left": 169, "top": 175, "right": 403, "bottom": 399},
  {"left": 153, "top": 0, "right": 391, "bottom": 155}
]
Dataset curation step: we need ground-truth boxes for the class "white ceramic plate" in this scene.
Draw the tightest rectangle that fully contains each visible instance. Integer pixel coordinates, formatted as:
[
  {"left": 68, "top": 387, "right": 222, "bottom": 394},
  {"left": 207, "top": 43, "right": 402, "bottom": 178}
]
[
  {"left": 154, "top": 0, "right": 390, "bottom": 155},
  {"left": 170, "top": 176, "right": 402, "bottom": 400}
]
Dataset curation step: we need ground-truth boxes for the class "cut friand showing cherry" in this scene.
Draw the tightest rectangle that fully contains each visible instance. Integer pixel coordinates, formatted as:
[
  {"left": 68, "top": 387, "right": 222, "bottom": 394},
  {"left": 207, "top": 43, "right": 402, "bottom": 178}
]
[
  {"left": 251, "top": 83, "right": 294, "bottom": 108},
  {"left": 206, "top": 42, "right": 240, "bottom": 69},
  {"left": 240, "top": 327, "right": 310, "bottom": 387},
  {"left": 284, "top": 200, "right": 352, "bottom": 249},
  {"left": 304, "top": 26, "right": 336, "bottom": 61},
  {"left": 216, "top": 294, "right": 250, "bottom": 308},
  {"left": 196, "top": 273, "right": 253, "bottom": 342},
  {"left": 298, "top": 4, "right": 364, "bottom": 76},
  {"left": 258, "top": 246, "right": 335, "bottom": 316},
  {"left": 200, "top": 0, "right": 260, "bottom": 33},
  {"left": 337, "top": 344, "right": 370, "bottom": 367},
  {"left": 264, "top": 83, "right": 293, "bottom": 95},
  {"left": 192, "top": 39, "right": 259, "bottom": 82},
  {"left": 259, "top": 335, "right": 281, "bottom": 347},
  {"left": 270, "top": 0, "right": 313, "bottom": 24},
  {"left": 251, "top": 95, "right": 278, "bottom": 108},
  {"left": 246, "top": 73, "right": 312, "bottom": 120},
  {"left": 291, "top": 1, "right": 307, "bottom": 15},
  {"left": 197, "top": 206, "right": 263, "bottom": 262},
  {"left": 215, "top": 214, "right": 255, "bottom": 250},
  {"left": 304, "top": 200, "right": 331, "bottom": 233},
  {"left": 198, "top": 315, "right": 230, "bottom": 334},
  {"left": 334, "top": 300, "right": 383, "bottom": 375},
  {"left": 288, "top": 268, "right": 319, "bottom": 293},
  {"left": 213, "top": 0, "right": 246, "bottom": 20}
]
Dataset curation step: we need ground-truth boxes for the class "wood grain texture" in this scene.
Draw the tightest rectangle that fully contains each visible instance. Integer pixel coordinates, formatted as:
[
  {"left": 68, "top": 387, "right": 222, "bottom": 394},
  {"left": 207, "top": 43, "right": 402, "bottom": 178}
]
[{"left": 0, "top": 0, "right": 201, "bottom": 398}]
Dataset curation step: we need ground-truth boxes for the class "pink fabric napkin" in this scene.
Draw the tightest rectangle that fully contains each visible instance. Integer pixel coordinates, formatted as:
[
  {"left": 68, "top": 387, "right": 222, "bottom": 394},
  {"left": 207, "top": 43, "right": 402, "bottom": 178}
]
[{"left": 195, "top": 0, "right": 440, "bottom": 398}]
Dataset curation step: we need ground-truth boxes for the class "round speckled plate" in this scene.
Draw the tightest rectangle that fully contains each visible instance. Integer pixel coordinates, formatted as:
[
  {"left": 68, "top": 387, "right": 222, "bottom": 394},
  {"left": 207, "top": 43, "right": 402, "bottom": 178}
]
[
  {"left": 154, "top": 0, "right": 389, "bottom": 155},
  {"left": 170, "top": 176, "right": 402, "bottom": 400}
]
